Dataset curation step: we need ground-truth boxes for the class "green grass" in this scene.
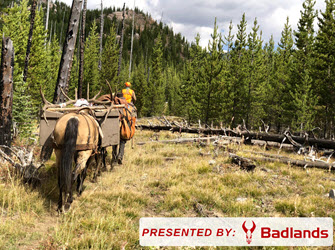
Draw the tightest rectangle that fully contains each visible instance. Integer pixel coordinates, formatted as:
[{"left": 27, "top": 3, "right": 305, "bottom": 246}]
[{"left": 0, "top": 130, "right": 335, "bottom": 248}]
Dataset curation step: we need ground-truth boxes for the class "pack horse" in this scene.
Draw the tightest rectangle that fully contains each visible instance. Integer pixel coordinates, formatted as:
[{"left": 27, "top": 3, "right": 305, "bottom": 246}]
[
  {"left": 40, "top": 86, "right": 120, "bottom": 212},
  {"left": 53, "top": 111, "right": 101, "bottom": 212}
]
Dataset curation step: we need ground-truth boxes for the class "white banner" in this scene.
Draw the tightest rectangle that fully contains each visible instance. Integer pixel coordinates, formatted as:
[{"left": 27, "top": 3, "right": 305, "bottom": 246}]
[{"left": 140, "top": 217, "right": 333, "bottom": 246}]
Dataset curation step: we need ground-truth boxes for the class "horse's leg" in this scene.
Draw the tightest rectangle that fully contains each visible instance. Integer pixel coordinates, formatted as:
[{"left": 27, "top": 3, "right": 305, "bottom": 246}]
[
  {"left": 101, "top": 147, "right": 107, "bottom": 171},
  {"left": 93, "top": 151, "right": 103, "bottom": 181},
  {"left": 117, "top": 139, "right": 127, "bottom": 164},
  {"left": 77, "top": 165, "right": 88, "bottom": 195},
  {"left": 77, "top": 158, "right": 89, "bottom": 195},
  {"left": 74, "top": 150, "right": 93, "bottom": 194},
  {"left": 55, "top": 149, "right": 63, "bottom": 211},
  {"left": 112, "top": 145, "right": 118, "bottom": 165},
  {"left": 76, "top": 173, "right": 81, "bottom": 193}
]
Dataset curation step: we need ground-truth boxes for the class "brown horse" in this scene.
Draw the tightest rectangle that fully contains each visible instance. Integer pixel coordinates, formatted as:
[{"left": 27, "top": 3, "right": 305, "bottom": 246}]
[{"left": 53, "top": 110, "right": 102, "bottom": 212}]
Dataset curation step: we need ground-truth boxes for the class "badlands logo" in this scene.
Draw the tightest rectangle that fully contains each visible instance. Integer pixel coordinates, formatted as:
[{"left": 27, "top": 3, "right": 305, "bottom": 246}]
[
  {"left": 241, "top": 219, "right": 330, "bottom": 245},
  {"left": 242, "top": 220, "right": 256, "bottom": 244}
]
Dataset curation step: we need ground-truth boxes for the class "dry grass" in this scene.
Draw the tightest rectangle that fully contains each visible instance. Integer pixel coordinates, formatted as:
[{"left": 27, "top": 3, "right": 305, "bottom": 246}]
[{"left": 0, "top": 130, "right": 335, "bottom": 249}]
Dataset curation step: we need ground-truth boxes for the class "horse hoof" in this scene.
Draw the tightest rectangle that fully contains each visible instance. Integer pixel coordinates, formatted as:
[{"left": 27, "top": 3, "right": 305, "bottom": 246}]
[{"left": 63, "top": 204, "right": 71, "bottom": 213}]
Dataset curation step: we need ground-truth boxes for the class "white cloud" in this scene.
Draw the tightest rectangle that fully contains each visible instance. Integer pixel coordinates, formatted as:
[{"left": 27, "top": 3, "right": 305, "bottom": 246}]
[
  {"left": 58, "top": 0, "right": 326, "bottom": 48},
  {"left": 168, "top": 22, "right": 213, "bottom": 47}
]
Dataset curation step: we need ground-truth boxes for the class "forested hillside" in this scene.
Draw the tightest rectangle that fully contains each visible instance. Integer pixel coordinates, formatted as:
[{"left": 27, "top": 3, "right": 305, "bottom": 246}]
[{"left": 1, "top": 0, "right": 335, "bottom": 138}]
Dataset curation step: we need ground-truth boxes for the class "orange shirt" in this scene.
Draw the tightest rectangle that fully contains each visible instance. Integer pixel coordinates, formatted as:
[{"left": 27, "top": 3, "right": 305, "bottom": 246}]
[{"left": 122, "top": 88, "right": 134, "bottom": 103}]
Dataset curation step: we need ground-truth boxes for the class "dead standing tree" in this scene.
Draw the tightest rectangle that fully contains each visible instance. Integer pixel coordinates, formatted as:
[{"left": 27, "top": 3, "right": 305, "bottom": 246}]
[
  {"left": 78, "top": 0, "right": 87, "bottom": 99},
  {"left": 129, "top": 0, "right": 135, "bottom": 79},
  {"left": 98, "top": 0, "right": 104, "bottom": 70},
  {"left": 117, "top": 3, "right": 126, "bottom": 84},
  {"left": 0, "top": 37, "right": 14, "bottom": 151},
  {"left": 53, "top": 0, "right": 83, "bottom": 104},
  {"left": 45, "top": 0, "right": 50, "bottom": 31},
  {"left": 23, "top": 0, "right": 37, "bottom": 82}
]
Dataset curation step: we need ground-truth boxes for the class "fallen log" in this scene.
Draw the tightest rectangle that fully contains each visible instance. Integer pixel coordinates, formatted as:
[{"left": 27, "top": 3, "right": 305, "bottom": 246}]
[
  {"left": 242, "top": 150, "right": 334, "bottom": 166},
  {"left": 137, "top": 137, "right": 218, "bottom": 145},
  {"left": 227, "top": 149, "right": 334, "bottom": 171},
  {"left": 164, "top": 157, "right": 181, "bottom": 161},
  {"left": 0, "top": 143, "right": 44, "bottom": 186},
  {"left": 137, "top": 124, "right": 335, "bottom": 150},
  {"left": 251, "top": 140, "right": 294, "bottom": 150},
  {"left": 219, "top": 136, "right": 293, "bottom": 150},
  {"left": 245, "top": 154, "right": 333, "bottom": 171},
  {"left": 242, "top": 150, "right": 300, "bottom": 160},
  {"left": 228, "top": 153, "right": 256, "bottom": 171}
]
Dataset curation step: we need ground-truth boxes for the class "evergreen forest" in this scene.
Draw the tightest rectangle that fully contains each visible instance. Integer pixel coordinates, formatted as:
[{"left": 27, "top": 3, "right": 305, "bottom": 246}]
[{"left": 1, "top": 0, "right": 335, "bottom": 138}]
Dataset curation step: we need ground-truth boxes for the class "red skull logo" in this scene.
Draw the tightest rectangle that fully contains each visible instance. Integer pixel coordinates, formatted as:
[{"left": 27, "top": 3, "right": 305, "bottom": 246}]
[{"left": 242, "top": 220, "right": 256, "bottom": 244}]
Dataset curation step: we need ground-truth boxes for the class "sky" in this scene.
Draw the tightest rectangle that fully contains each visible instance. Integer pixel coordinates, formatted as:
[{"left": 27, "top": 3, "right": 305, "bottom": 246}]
[{"left": 59, "top": 0, "right": 326, "bottom": 48}]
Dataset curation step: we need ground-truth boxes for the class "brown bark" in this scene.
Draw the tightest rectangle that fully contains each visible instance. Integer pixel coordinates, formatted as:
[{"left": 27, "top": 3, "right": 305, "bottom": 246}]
[
  {"left": 0, "top": 37, "right": 14, "bottom": 150},
  {"left": 23, "top": 0, "right": 37, "bottom": 82},
  {"left": 53, "top": 0, "right": 83, "bottom": 104},
  {"left": 78, "top": 0, "right": 87, "bottom": 99}
]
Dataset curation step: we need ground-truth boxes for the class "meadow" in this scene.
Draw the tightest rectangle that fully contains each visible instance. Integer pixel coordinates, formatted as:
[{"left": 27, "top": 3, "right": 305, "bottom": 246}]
[{"left": 0, "top": 130, "right": 334, "bottom": 249}]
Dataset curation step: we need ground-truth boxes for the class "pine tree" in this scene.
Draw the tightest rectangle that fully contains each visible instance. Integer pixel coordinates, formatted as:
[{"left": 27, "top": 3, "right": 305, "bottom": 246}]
[
  {"left": 44, "top": 38, "right": 61, "bottom": 101},
  {"left": 291, "top": 0, "right": 318, "bottom": 131},
  {"left": 84, "top": 20, "right": 100, "bottom": 97},
  {"left": 246, "top": 18, "right": 264, "bottom": 127},
  {"left": 200, "top": 18, "right": 225, "bottom": 124},
  {"left": 100, "top": 25, "right": 119, "bottom": 92},
  {"left": 2, "top": 0, "right": 30, "bottom": 82},
  {"left": 229, "top": 13, "right": 248, "bottom": 126},
  {"left": 252, "top": 35, "right": 274, "bottom": 129},
  {"left": 12, "top": 75, "right": 34, "bottom": 138},
  {"left": 291, "top": 69, "right": 318, "bottom": 131},
  {"left": 118, "top": 61, "right": 130, "bottom": 90},
  {"left": 132, "top": 59, "right": 148, "bottom": 117},
  {"left": 314, "top": 0, "right": 335, "bottom": 136},
  {"left": 225, "top": 21, "right": 234, "bottom": 58},
  {"left": 274, "top": 17, "right": 294, "bottom": 130},
  {"left": 222, "top": 20, "right": 235, "bottom": 125},
  {"left": 165, "top": 66, "right": 182, "bottom": 116},
  {"left": 146, "top": 34, "right": 165, "bottom": 116},
  {"left": 26, "top": 8, "right": 48, "bottom": 113},
  {"left": 181, "top": 33, "right": 203, "bottom": 122}
]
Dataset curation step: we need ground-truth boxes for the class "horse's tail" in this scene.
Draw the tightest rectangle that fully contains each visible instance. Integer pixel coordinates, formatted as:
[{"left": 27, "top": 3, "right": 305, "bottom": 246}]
[{"left": 60, "top": 117, "right": 78, "bottom": 194}]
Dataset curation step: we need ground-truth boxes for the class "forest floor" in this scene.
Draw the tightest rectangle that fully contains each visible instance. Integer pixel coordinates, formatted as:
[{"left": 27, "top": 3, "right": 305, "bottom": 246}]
[{"left": 0, "top": 129, "right": 335, "bottom": 249}]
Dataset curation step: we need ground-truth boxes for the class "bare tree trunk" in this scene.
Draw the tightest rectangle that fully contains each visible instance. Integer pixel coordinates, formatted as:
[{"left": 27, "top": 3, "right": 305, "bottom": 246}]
[
  {"left": 117, "top": 3, "right": 125, "bottom": 84},
  {"left": 0, "top": 37, "right": 14, "bottom": 151},
  {"left": 45, "top": 0, "right": 50, "bottom": 30},
  {"left": 23, "top": 0, "right": 37, "bottom": 83},
  {"left": 128, "top": 0, "right": 135, "bottom": 79},
  {"left": 53, "top": 0, "right": 83, "bottom": 104},
  {"left": 98, "top": 0, "right": 104, "bottom": 70},
  {"left": 78, "top": 0, "right": 87, "bottom": 99}
]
